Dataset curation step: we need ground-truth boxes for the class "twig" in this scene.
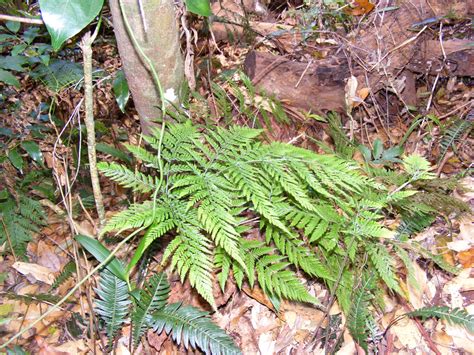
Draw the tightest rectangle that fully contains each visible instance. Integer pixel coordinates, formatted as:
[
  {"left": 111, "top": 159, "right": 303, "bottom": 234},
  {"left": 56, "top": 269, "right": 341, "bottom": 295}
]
[
  {"left": 79, "top": 22, "right": 106, "bottom": 232},
  {"left": 0, "top": 14, "right": 43, "bottom": 25},
  {"left": 369, "top": 26, "right": 427, "bottom": 71},
  {"left": 295, "top": 59, "right": 313, "bottom": 89}
]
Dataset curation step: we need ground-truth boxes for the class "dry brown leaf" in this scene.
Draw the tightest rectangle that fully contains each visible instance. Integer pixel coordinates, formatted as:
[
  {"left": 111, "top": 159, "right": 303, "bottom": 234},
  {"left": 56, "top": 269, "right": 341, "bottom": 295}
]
[
  {"left": 407, "top": 261, "right": 435, "bottom": 309},
  {"left": 49, "top": 340, "right": 87, "bottom": 355},
  {"left": 12, "top": 262, "right": 56, "bottom": 285}
]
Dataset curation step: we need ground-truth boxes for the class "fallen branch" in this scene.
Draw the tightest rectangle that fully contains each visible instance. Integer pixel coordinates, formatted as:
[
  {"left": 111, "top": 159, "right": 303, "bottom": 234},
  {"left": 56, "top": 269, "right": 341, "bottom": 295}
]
[{"left": 0, "top": 14, "right": 43, "bottom": 25}]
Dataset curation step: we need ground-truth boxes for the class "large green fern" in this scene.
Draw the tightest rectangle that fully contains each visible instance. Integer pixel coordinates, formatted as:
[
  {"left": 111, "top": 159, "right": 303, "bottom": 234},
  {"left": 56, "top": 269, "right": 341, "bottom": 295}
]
[
  {"left": 97, "top": 119, "right": 464, "bottom": 351},
  {"left": 98, "top": 120, "right": 378, "bottom": 309}
]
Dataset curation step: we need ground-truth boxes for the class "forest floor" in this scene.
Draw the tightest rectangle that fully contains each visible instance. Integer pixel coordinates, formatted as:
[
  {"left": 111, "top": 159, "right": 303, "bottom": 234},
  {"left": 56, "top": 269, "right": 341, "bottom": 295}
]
[{"left": 0, "top": 0, "right": 473, "bottom": 354}]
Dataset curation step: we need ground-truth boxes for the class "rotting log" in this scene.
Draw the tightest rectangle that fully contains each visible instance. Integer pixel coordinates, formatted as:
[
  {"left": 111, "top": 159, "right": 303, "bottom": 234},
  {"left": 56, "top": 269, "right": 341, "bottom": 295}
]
[{"left": 242, "top": 0, "right": 473, "bottom": 114}]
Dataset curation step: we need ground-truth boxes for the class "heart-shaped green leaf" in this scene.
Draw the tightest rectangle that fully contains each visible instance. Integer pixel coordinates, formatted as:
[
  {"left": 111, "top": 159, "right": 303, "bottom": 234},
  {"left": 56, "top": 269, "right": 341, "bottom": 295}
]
[
  {"left": 39, "top": 0, "right": 104, "bottom": 51},
  {"left": 185, "top": 0, "right": 212, "bottom": 17}
]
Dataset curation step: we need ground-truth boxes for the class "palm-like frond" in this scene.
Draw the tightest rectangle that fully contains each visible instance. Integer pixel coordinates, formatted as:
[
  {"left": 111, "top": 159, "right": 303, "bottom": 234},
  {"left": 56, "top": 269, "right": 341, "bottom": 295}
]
[
  {"left": 95, "top": 270, "right": 131, "bottom": 346},
  {"left": 132, "top": 273, "right": 170, "bottom": 347},
  {"left": 150, "top": 302, "right": 241, "bottom": 355}
]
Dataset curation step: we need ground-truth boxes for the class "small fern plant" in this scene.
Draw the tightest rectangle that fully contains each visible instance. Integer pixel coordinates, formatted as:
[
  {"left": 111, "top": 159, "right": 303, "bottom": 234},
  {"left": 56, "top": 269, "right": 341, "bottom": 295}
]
[
  {"left": 77, "top": 235, "right": 240, "bottom": 354},
  {"left": 0, "top": 189, "right": 46, "bottom": 257}
]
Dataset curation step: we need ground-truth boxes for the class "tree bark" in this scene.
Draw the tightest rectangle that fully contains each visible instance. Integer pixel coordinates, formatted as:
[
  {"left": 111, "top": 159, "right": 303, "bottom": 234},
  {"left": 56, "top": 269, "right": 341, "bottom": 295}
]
[{"left": 109, "top": 0, "right": 184, "bottom": 132}]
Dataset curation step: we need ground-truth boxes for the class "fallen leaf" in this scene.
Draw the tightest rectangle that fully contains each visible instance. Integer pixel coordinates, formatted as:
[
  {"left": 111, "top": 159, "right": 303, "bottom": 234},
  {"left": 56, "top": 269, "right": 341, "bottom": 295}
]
[
  {"left": 50, "top": 339, "right": 87, "bottom": 355},
  {"left": 12, "top": 262, "right": 56, "bottom": 285},
  {"left": 457, "top": 248, "right": 474, "bottom": 268},
  {"left": 344, "top": 0, "right": 375, "bottom": 16}
]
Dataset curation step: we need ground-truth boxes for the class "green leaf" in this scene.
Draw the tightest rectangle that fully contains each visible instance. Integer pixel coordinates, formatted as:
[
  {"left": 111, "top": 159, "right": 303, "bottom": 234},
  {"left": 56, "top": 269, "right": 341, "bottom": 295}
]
[
  {"left": 185, "top": 0, "right": 212, "bottom": 17},
  {"left": 132, "top": 273, "right": 170, "bottom": 347},
  {"left": 372, "top": 139, "right": 383, "bottom": 160},
  {"left": 39, "top": 0, "right": 105, "bottom": 51},
  {"left": 21, "top": 141, "right": 44, "bottom": 166},
  {"left": 113, "top": 69, "right": 129, "bottom": 113},
  {"left": 95, "top": 270, "right": 131, "bottom": 346},
  {"left": 96, "top": 143, "right": 131, "bottom": 164},
  {"left": 6, "top": 21, "right": 21, "bottom": 33},
  {"left": 0, "top": 56, "right": 29, "bottom": 72},
  {"left": 381, "top": 145, "right": 403, "bottom": 162},
  {"left": 0, "top": 68, "right": 20, "bottom": 88},
  {"left": 358, "top": 144, "right": 372, "bottom": 162},
  {"left": 75, "top": 234, "right": 126, "bottom": 281},
  {"left": 8, "top": 148, "right": 23, "bottom": 171}
]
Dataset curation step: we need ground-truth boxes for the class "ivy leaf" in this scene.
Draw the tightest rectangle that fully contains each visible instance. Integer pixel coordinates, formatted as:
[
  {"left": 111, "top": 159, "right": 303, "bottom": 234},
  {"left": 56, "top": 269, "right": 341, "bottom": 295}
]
[
  {"left": 113, "top": 70, "right": 129, "bottom": 113},
  {"left": 185, "top": 0, "right": 212, "bottom": 17},
  {"left": 39, "top": 0, "right": 105, "bottom": 51},
  {"left": 0, "top": 69, "right": 20, "bottom": 88},
  {"left": 21, "top": 141, "right": 44, "bottom": 166},
  {"left": 76, "top": 234, "right": 127, "bottom": 281}
]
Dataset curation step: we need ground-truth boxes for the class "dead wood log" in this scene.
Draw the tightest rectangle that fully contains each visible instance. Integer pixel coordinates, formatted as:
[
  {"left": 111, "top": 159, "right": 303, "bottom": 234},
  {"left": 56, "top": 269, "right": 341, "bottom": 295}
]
[{"left": 242, "top": 0, "right": 473, "bottom": 114}]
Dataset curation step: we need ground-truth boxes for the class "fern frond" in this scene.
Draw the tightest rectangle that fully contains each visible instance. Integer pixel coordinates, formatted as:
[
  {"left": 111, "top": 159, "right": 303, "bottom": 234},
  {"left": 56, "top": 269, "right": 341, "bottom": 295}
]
[
  {"left": 166, "top": 229, "right": 215, "bottom": 309},
  {"left": 98, "top": 162, "right": 158, "bottom": 193},
  {"left": 150, "top": 302, "right": 241, "bottom": 355},
  {"left": 101, "top": 201, "right": 168, "bottom": 235},
  {"left": 255, "top": 254, "right": 317, "bottom": 304},
  {"left": 132, "top": 272, "right": 170, "bottom": 347},
  {"left": 367, "top": 244, "right": 403, "bottom": 295},
  {"left": 0, "top": 195, "right": 46, "bottom": 256},
  {"left": 439, "top": 118, "right": 473, "bottom": 162},
  {"left": 50, "top": 261, "right": 76, "bottom": 290},
  {"left": 407, "top": 306, "right": 474, "bottom": 332},
  {"left": 347, "top": 275, "right": 375, "bottom": 353},
  {"left": 95, "top": 270, "right": 131, "bottom": 346}
]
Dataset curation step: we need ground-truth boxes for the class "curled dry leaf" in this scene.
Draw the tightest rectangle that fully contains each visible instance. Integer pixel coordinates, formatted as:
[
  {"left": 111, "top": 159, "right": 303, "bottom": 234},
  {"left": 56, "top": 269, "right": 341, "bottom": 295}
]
[{"left": 12, "top": 261, "right": 56, "bottom": 285}]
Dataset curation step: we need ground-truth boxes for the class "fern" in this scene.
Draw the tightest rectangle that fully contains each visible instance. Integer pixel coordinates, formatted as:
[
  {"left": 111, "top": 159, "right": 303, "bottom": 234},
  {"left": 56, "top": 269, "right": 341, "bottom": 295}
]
[
  {"left": 98, "top": 120, "right": 455, "bottom": 326},
  {"left": 438, "top": 118, "right": 473, "bottom": 163},
  {"left": 50, "top": 261, "right": 76, "bottom": 290},
  {"left": 347, "top": 275, "right": 376, "bottom": 353},
  {"left": 0, "top": 194, "right": 46, "bottom": 256},
  {"left": 150, "top": 303, "right": 241, "bottom": 355},
  {"left": 406, "top": 306, "right": 474, "bottom": 332},
  {"left": 90, "top": 266, "right": 240, "bottom": 353},
  {"left": 131, "top": 272, "right": 170, "bottom": 347},
  {"left": 367, "top": 244, "right": 402, "bottom": 295},
  {"left": 95, "top": 270, "right": 131, "bottom": 347}
]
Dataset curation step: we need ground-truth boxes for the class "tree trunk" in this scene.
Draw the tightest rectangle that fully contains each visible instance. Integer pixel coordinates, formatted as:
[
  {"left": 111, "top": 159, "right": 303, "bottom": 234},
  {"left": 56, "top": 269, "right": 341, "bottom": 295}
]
[{"left": 109, "top": 0, "right": 184, "bottom": 132}]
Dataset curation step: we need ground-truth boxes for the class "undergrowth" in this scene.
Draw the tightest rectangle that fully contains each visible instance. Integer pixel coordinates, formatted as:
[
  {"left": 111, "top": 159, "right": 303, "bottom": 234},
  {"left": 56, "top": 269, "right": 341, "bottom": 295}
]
[{"left": 94, "top": 107, "right": 471, "bottom": 351}]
